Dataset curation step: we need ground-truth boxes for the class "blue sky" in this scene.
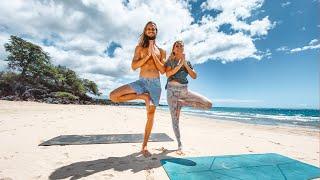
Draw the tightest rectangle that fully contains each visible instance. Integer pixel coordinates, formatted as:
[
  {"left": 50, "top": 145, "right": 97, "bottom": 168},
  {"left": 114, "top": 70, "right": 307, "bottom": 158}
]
[
  {"left": 186, "top": 0, "right": 319, "bottom": 108},
  {"left": 0, "top": 0, "right": 319, "bottom": 109}
]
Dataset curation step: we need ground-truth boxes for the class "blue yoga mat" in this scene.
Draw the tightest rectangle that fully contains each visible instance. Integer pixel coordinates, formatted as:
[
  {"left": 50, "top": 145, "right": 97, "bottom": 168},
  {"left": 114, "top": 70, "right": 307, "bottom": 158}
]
[{"left": 160, "top": 153, "right": 320, "bottom": 180}]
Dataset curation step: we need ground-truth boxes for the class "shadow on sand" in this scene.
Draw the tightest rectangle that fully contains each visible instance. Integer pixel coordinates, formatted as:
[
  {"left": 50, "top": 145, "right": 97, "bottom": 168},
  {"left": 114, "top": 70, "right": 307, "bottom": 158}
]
[{"left": 49, "top": 149, "right": 194, "bottom": 180}]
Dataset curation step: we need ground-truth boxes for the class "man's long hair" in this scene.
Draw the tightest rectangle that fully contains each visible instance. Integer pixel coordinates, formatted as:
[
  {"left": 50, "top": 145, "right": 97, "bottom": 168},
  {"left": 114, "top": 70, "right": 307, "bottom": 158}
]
[{"left": 139, "top": 21, "right": 157, "bottom": 48}]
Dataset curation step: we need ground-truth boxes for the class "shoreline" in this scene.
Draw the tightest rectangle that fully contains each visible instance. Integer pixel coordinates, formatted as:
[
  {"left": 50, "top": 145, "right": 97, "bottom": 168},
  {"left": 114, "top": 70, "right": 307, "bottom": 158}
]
[
  {"left": 128, "top": 105, "right": 320, "bottom": 131},
  {"left": 0, "top": 100, "right": 319, "bottom": 179}
]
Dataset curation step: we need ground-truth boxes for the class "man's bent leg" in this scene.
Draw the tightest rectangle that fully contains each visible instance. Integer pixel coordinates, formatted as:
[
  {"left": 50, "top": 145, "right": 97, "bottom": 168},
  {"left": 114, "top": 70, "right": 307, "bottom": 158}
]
[
  {"left": 109, "top": 85, "right": 150, "bottom": 105},
  {"left": 141, "top": 105, "right": 156, "bottom": 157}
]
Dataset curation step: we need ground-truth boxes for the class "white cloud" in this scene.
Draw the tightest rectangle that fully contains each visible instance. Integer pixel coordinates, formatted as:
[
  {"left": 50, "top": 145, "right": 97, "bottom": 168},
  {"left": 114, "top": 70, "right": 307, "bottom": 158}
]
[
  {"left": 228, "top": 16, "right": 276, "bottom": 37},
  {"left": 290, "top": 45, "right": 320, "bottom": 53},
  {"left": 0, "top": 0, "right": 274, "bottom": 98},
  {"left": 276, "top": 46, "right": 289, "bottom": 52},
  {"left": 261, "top": 49, "right": 272, "bottom": 59},
  {"left": 309, "top": 39, "right": 318, "bottom": 45},
  {"left": 277, "top": 39, "right": 320, "bottom": 53},
  {"left": 290, "top": 39, "right": 320, "bottom": 53},
  {"left": 281, "top": 2, "right": 291, "bottom": 8},
  {"left": 0, "top": 33, "right": 10, "bottom": 71},
  {"left": 200, "top": 0, "right": 274, "bottom": 37},
  {"left": 183, "top": 30, "right": 260, "bottom": 63},
  {"left": 80, "top": 72, "right": 125, "bottom": 94},
  {"left": 201, "top": 0, "right": 264, "bottom": 19}
]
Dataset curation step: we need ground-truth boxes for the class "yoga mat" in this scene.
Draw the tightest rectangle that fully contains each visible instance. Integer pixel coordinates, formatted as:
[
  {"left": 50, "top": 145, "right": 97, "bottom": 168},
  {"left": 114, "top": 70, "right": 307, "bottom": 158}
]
[
  {"left": 161, "top": 153, "right": 320, "bottom": 180},
  {"left": 39, "top": 133, "right": 173, "bottom": 146}
]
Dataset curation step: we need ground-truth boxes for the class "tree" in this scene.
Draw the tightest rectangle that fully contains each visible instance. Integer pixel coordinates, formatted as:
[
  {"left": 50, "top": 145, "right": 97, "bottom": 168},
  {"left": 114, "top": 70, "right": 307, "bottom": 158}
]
[
  {"left": 4, "top": 35, "right": 52, "bottom": 82},
  {"left": 2, "top": 35, "right": 101, "bottom": 99},
  {"left": 83, "top": 79, "right": 101, "bottom": 96}
]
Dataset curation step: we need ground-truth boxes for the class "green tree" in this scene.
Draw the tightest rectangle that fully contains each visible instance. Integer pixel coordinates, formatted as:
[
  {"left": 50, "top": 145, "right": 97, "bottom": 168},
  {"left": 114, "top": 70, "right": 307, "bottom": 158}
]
[
  {"left": 4, "top": 35, "right": 52, "bottom": 82},
  {"left": 2, "top": 35, "right": 101, "bottom": 98},
  {"left": 83, "top": 79, "right": 101, "bottom": 95}
]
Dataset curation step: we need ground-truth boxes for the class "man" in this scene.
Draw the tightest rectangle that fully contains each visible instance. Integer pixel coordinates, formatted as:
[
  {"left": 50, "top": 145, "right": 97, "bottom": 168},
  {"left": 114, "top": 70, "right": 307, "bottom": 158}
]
[{"left": 109, "top": 21, "right": 166, "bottom": 157}]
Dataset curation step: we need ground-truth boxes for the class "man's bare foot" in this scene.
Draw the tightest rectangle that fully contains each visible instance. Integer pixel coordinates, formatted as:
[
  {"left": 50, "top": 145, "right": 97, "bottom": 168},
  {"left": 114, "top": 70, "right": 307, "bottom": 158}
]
[{"left": 142, "top": 146, "right": 152, "bottom": 157}]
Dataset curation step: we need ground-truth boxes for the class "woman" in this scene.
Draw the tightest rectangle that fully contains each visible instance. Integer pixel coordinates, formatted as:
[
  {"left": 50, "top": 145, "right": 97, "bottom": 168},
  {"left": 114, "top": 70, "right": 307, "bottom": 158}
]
[{"left": 165, "top": 40, "right": 212, "bottom": 154}]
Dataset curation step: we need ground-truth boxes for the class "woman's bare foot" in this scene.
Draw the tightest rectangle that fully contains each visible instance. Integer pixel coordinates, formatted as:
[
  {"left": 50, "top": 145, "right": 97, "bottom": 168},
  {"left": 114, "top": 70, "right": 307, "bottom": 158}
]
[
  {"left": 176, "top": 145, "right": 185, "bottom": 155},
  {"left": 141, "top": 146, "right": 152, "bottom": 157},
  {"left": 176, "top": 150, "right": 185, "bottom": 156}
]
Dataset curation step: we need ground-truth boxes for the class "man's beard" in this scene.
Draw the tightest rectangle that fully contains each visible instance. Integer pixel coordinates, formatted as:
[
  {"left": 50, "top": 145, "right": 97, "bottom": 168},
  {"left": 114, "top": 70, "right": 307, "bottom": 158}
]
[{"left": 146, "top": 34, "right": 156, "bottom": 40}]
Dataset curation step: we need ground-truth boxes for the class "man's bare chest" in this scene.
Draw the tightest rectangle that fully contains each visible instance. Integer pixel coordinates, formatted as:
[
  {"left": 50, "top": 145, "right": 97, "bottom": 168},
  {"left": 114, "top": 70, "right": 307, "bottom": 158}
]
[{"left": 140, "top": 47, "right": 161, "bottom": 59}]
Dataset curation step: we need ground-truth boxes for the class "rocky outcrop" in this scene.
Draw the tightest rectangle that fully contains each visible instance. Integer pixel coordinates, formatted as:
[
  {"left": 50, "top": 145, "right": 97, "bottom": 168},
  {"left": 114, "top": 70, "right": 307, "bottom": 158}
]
[{"left": 0, "top": 83, "right": 148, "bottom": 106}]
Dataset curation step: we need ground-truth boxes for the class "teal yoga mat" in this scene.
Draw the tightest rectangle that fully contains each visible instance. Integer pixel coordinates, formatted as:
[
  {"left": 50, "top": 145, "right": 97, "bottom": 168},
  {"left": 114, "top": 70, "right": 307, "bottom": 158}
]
[{"left": 160, "top": 153, "right": 320, "bottom": 180}]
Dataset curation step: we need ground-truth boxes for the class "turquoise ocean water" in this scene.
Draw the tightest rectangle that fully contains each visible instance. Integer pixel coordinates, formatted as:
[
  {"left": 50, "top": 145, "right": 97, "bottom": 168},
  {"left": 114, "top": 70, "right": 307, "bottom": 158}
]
[{"left": 133, "top": 106, "right": 319, "bottom": 128}]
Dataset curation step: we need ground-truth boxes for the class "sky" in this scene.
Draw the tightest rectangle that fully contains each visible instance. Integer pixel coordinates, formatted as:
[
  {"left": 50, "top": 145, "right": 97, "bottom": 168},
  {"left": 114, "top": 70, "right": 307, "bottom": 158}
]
[{"left": 0, "top": 0, "right": 319, "bottom": 109}]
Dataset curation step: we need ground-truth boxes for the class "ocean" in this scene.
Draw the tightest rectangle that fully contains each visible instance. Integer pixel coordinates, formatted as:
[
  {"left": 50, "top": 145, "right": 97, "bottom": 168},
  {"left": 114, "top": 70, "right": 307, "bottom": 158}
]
[{"left": 134, "top": 106, "right": 319, "bottom": 129}]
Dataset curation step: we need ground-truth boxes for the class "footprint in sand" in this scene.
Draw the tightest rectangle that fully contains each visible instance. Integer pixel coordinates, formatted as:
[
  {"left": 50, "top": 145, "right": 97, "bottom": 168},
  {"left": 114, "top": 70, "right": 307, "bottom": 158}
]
[
  {"left": 33, "top": 175, "right": 42, "bottom": 179},
  {"left": 269, "top": 140, "right": 281, "bottom": 145},
  {"left": 102, "top": 173, "right": 114, "bottom": 178},
  {"left": 145, "top": 167, "right": 154, "bottom": 180},
  {"left": 246, "top": 146, "right": 254, "bottom": 153},
  {"left": 154, "top": 147, "right": 167, "bottom": 153},
  {"left": 297, "top": 157, "right": 305, "bottom": 161},
  {"left": 0, "top": 177, "right": 13, "bottom": 180},
  {"left": 39, "top": 146, "right": 48, "bottom": 150},
  {"left": 55, "top": 161, "right": 64, "bottom": 165}
]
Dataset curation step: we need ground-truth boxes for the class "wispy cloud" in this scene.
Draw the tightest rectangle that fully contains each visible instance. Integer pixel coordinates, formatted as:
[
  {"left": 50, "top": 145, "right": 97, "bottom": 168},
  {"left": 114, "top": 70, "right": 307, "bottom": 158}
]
[
  {"left": 276, "top": 46, "right": 290, "bottom": 52},
  {"left": 281, "top": 1, "right": 291, "bottom": 8},
  {"left": 290, "top": 39, "right": 320, "bottom": 53},
  {"left": 277, "top": 39, "right": 320, "bottom": 53}
]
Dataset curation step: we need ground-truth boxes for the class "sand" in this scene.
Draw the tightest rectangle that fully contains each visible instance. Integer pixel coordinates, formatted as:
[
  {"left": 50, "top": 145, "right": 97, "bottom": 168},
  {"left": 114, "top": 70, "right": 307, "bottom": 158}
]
[{"left": 0, "top": 100, "right": 319, "bottom": 179}]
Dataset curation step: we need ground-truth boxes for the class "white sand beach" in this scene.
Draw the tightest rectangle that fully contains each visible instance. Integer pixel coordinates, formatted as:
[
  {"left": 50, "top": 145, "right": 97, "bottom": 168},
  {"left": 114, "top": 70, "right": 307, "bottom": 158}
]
[{"left": 0, "top": 100, "right": 319, "bottom": 179}]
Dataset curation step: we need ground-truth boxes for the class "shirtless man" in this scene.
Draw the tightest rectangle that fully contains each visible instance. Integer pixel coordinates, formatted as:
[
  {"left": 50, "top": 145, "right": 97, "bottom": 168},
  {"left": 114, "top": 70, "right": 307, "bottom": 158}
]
[{"left": 109, "top": 21, "right": 166, "bottom": 157}]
